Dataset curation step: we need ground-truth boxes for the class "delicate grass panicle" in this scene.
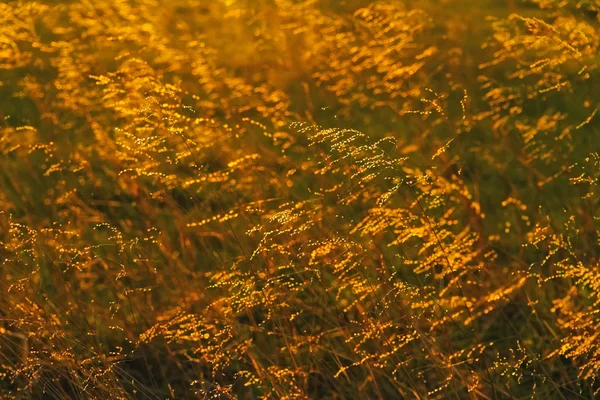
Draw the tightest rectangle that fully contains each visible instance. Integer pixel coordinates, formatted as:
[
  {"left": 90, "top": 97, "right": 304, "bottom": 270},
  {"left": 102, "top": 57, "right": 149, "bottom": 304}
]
[{"left": 1, "top": 0, "right": 600, "bottom": 398}]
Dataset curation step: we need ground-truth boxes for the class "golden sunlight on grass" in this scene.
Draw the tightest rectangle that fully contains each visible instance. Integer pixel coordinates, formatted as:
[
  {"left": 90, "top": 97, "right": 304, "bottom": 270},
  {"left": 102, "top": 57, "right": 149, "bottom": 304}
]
[{"left": 1, "top": 0, "right": 600, "bottom": 398}]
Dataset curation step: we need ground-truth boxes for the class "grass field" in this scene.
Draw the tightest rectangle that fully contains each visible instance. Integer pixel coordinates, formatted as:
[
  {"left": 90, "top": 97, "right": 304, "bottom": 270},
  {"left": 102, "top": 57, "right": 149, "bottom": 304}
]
[{"left": 1, "top": 0, "right": 600, "bottom": 398}]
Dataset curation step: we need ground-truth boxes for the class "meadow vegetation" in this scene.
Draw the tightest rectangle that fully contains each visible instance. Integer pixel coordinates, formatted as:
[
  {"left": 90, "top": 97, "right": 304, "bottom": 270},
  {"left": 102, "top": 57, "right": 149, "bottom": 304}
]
[{"left": 1, "top": 0, "right": 600, "bottom": 398}]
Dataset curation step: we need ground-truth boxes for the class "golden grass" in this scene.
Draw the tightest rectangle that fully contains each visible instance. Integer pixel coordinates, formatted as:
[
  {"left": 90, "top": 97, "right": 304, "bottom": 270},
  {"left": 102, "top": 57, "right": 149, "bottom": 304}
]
[{"left": 1, "top": 0, "right": 600, "bottom": 398}]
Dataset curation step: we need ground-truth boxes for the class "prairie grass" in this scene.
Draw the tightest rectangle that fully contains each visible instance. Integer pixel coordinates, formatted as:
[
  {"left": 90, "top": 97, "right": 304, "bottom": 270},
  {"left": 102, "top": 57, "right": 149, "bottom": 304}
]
[{"left": 1, "top": 0, "right": 600, "bottom": 398}]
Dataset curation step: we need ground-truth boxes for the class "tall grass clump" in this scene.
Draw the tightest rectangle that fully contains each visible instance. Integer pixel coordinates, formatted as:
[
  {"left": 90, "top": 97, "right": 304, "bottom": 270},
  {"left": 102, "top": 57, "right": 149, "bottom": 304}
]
[{"left": 1, "top": 0, "right": 600, "bottom": 398}]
